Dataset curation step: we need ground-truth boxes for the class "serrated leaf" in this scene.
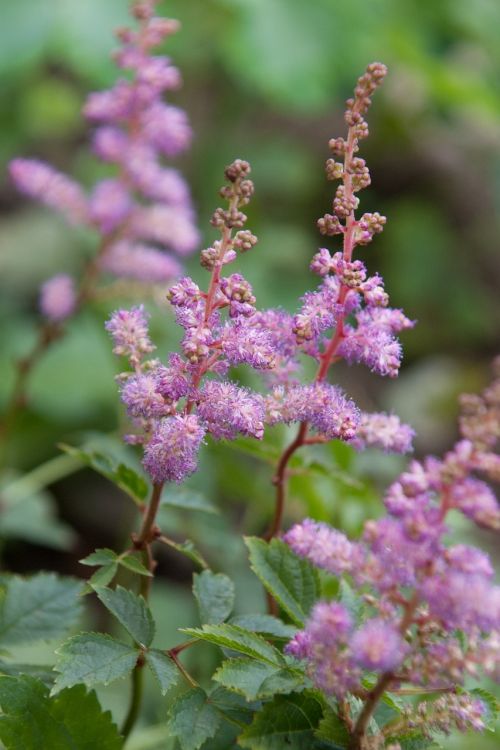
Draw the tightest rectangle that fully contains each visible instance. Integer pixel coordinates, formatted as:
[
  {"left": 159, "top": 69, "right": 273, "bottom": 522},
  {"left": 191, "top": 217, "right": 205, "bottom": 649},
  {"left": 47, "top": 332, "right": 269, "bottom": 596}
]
[
  {"left": 168, "top": 688, "right": 221, "bottom": 750},
  {"left": 53, "top": 633, "right": 139, "bottom": 692},
  {"left": 469, "top": 688, "right": 499, "bottom": 730},
  {"left": 181, "top": 624, "right": 285, "bottom": 666},
  {"left": 95, "top": 586, "right": 155, "bottom": 647},
  {"left": 229, "top": 614, "right": 297, "bottom": 640},
  {"left": 118, "top": 554, "right": 153, "bottom": 577},
  {"left": 0, "top": 675, "right": 123, "bottom": 749},
  {"left": 0, "top": 573, "right": 83, "bottom": 647},
  {"left": 86, "top": 563, "right": 118, "bottom": 590},
  {"left": 239, "top": 691, "right": 326, "bottom": 749},
  {"left": 315, "top": 706, "right": 350, "bottom": 748},
  {"left": 245, "top": 537, "right": 320, "bottom": 626},
  {"left": 161, "top": 487, "right": 218, "bottom": 514},
  {"left": 80, "top": 548, "right": 118, "bottom": 566},
  {"left": 193, "top": 571, "right": 235, "bottom": 625},
  {"left": 59, "top": 444, "right": 148, "bottom": 505},
  {"left": 145, "top": 650, "right": 179, "bottom": 696},
  {"left": 160, "top": 537, "right": 209, "bottom": 570},
  {"left": 214, "top": 658, "right": 304, "bottom": 701}
]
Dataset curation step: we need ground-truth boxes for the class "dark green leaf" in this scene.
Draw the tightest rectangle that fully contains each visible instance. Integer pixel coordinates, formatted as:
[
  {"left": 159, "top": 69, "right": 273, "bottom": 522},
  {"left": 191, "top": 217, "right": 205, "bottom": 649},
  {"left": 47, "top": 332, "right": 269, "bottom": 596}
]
[
  {"left": 229, "top": 614, "right": 297, "bottom": 640},
  {"left": 245, "top": 537, "right": 320, "bottom": 626},
  {"left": 181, "top": 624, "right": 285, "bottom": 666},
  {"left": 0, "top": 675, "right": 122, "bottom": 749},
  {"left": 145, "top": 650, "right": 179, "bottom": 696},
  {"left": 161, "top": 487, "right": 218, "bottom": 514},
  {"left": 0, "top": 573, "right": 83, "bottom": 646},
  {"left": 95, "top": 586, "right": 155, "bottom": 646},
  {"left": 239, "top": 691, "right": 327, "bottom": 749},
  {"left": 214, "top": 658, "right": 304, "bottom": 700},
  {"left": 193, "top": 571, "right": 235, "bottom": 624},
  {"left": 315, "top": 706, "right": 350, "bottom": 748},
  {"left": 168, "top": 688, "right": 221, "bottom": 750},
  {"left": 53, "top": 632, "right": 139, "bottom": 692},
  {"left": 59, "top": 445, "right": 148, "bottom": 505}
]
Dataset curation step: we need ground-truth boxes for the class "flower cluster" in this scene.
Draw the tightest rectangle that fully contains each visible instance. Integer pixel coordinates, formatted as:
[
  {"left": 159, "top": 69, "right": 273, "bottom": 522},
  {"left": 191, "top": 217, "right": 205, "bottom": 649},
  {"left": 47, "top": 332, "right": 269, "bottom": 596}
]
[
  {"left": 259, "top": 63, "right": 415, "bottom": 454},
  {"left": 107, "top": 160, "right": 274, "bottom": 484},
  {"left": 284, "top": 362, "right": 500, "bottom": 738},
  {"left": 9, "top": 0, "right": 198, "bottom": 323}
]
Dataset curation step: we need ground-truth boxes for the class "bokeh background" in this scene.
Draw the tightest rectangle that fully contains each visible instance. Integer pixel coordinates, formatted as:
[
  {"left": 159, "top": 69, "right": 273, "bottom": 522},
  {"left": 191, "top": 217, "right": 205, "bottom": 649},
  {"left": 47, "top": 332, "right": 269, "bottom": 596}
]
[{"left": 0, "top": 1, "right": 499, "bottom": 747}]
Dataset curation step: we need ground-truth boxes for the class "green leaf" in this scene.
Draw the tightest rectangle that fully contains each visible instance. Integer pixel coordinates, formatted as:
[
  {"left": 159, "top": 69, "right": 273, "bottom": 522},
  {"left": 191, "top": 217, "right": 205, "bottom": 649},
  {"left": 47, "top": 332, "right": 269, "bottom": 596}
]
[
  {"left": 0, "top": 486, "right": 76, "bottom": 551},
  {"left": 0, "top": 675, "right": 122, "bottom": 749},
  {"left": 338, "top": 580, "right": 365, "bottom": 624},
  {"left": 95, "top": 586, "right": 155, "bottom": 647},
  {"left": 86, "top": 563, "right": 118, "bottom": 590},
  {"left": 145, "top": 650, "right": 179, "bottom": 696},
  {"left": 239, "top": 691, "right": 327, "bottom": 749},
  {"left": 229, "top": 614, "right": 297, "bottom": 640},
  {"left": 80, "top": 548, "right": 118, "bottom": 566},
  {"left": 469, "top": 688, "right": 499, "bottom": 730},
  {"left": 53, "top": 632, "right": 139, "bottom": 692},
  {"left": 161, "top": 486, "right": 218, "bottom": 514},
  {"left": 168, "top": 688, "right": 221, "bottom": 750},
  {"left": 245, "top": 537, "right": 320, "bottom": 626},
  {"left": 193, "top": 571, "right": 235, "bottom": 625},
  {"left": 0, "top": 573, "right": 83, "bottom": 646},
  {"left": 387, "top": 735, "right": 440, "bottom": 750},
  {"left": 59, "top": 444, "right": 148, "bottom": 505},
  {"left": 160, "top": 537, "right": 209, "bottom": 570},
  {"left": 118, "top": 554, "right": 153, "bottom": 577},
  {"left": 0, "top": 662, "right": 56, "bottom": 686},
  {"left": 214, "top": 658, "right": 304, "bottom": 701},
  {"left": 181, "top": 624, "right": 285, "bottom": 666},
  {"left": 315, "top": 706, "right": 350, "bottom": 748}
]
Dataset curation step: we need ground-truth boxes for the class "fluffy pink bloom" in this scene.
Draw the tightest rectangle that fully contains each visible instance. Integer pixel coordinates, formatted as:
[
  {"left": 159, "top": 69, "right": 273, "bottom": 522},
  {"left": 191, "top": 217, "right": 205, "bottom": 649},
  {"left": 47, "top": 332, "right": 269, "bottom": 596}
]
[{"left": 39, "top": 274, "right": 76, "bottom": 322}]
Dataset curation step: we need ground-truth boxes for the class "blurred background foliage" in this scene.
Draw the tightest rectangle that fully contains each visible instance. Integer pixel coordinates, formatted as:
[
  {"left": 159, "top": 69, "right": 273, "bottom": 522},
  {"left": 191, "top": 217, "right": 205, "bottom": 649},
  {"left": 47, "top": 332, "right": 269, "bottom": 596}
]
[{"left": 0, "top": 0, "right": 499, "bottom": 746}]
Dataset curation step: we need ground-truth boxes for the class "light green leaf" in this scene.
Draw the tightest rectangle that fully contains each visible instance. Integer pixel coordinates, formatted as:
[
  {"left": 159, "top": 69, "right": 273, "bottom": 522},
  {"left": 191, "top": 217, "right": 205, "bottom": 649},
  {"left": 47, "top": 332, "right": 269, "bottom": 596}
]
[
  {"left": 214, "top": 658, "right": 304, "bottom": 701},
  {"left": 193, "top": 571, "right": 235, "bottom": 624},
  {"left": 59, "top": 445, "right": 148, "bottom": 505},
  {"left": 160, "top": 537, "right": 209, "bottom": 570},
  {"left": 161, "top": 487, "right": 218, "bottom": 514},
  {"left": 86, "top": 564, "right": 118, "bottom": 590},
  {"left": 0, "top": 573, "right": 83, "bottom": 646},
  {"left": 469, "top": 687, "right": 499, "bottom": 730},
  {"left": 95, "top": 586, "right": 155, "bottom": 647},
  {"left": 53, "top": 633, "right": 139, "bottom": 692},
  {"left": 245, "top": 537, "right": 320, "bottom": 626},
  {"left": 168, "top": 688, "right": 221, "bottom": 750},
  {"left": 315, "top": 706, "right": 350, "bottom": 748},
  {"left": 118, "top": 554, "right": 153, "bottom": 577},
  {"left": 239, "top": 691, "right": 327, "bottom": 749},
  {"left": 145, "top": 650, "right": 179, "bottom": 696},
  {"left": 0, "top": 675, "right": 123, "bottom": 749},
  {"left": 80, "top": 549, "right": 117, "bottom": 566},
  {"left": 180, "top": 624, "right": 285, "bottom": 667},
  {"left": 0, "top": 488, "right": 76, "bottom": 551},
  {"left": 229, "top": 614, "right": 297, "bottom": 640}
]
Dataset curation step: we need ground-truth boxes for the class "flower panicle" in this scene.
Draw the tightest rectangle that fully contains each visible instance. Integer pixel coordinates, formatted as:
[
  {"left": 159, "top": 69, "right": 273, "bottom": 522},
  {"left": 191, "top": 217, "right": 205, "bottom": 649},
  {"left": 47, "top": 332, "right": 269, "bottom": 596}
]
[{"left": 9, "top": 0, "right": 198, "bottom": 324}]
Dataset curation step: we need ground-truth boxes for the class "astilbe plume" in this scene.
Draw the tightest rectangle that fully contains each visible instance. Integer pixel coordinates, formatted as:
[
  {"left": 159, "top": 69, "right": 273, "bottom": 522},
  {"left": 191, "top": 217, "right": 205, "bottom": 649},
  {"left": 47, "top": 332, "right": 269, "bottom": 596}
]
[
  {"left": 107, "top": 159, "right": 275, "bottom": 485},
  {"left": 258, "top": 63, "right": 415, "bottom": 466},
  {"left": 9, "top": 0, "right": 198, "bottom": 325},
  {"left": 284, "top": 360, "right": 500, "bottom": 746}
]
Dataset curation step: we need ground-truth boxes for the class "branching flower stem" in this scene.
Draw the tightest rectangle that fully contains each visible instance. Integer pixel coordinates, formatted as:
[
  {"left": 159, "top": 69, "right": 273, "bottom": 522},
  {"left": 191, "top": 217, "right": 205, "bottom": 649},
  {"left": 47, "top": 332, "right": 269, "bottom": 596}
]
[{"left": 265, "top": 110, "right": 360, "bottom": 541}]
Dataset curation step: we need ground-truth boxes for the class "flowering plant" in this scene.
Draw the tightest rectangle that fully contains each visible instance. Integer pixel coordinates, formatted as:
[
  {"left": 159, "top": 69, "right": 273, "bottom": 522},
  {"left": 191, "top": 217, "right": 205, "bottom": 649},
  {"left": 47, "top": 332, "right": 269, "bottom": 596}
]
[{"left": 0, "top": 2, "right": 498, "bottom": 750}]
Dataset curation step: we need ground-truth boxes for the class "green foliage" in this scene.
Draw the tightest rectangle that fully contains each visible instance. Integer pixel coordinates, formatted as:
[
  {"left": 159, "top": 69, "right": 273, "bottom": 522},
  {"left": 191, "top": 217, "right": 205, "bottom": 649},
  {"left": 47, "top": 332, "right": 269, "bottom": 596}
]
[
  {"left": 0, "top": 675, "right": 122, "bottom": 749},
  {"left": 315, "top": 706, "right": 351, "bottom": 747},
  {"left": 161, "top": 486, "right": 219, "bottom": 514},
  {"left": 167, "top": 688, "right": 221, "bottom": 750},
  {"left": 245, "top": 537, "right": 320, "bottom": 626},
  {"left": 95, "top": 586, "right": 155, "bottom": 646},
  {"left": 469, "top": 688, "right": 499, "bottom": 731},
  {"left": 53, "top": 632, "right": 139, "bottom": 692},
  {"left": 80, "top": 549, "right": 152, "bottom": 591},
  {"left": 238, "top": 691, "right": 330, "bottom": 749},
  {"left": 145, "top": 650, "right": 179, "bottom": 696},
  {"left": 59, "top": 444, "right": 148, "bottom": 505},
  {"left": 214, "top": 657, "right": 305, "bottom": 701},
  {"left": 0, "top": 573, "right": 83, "bottom": 647},
  {"left": 181, "top": 623, "right": 286, "bottom": 666},
  {"left": 193, "top": 570, "right": 235, "bottom": 624},
  {"left": 228, "top": 613, "right": 297, "bottom": 640},
  {"left": 159, "top": 537, "right": 209, "bottom": 570}
]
